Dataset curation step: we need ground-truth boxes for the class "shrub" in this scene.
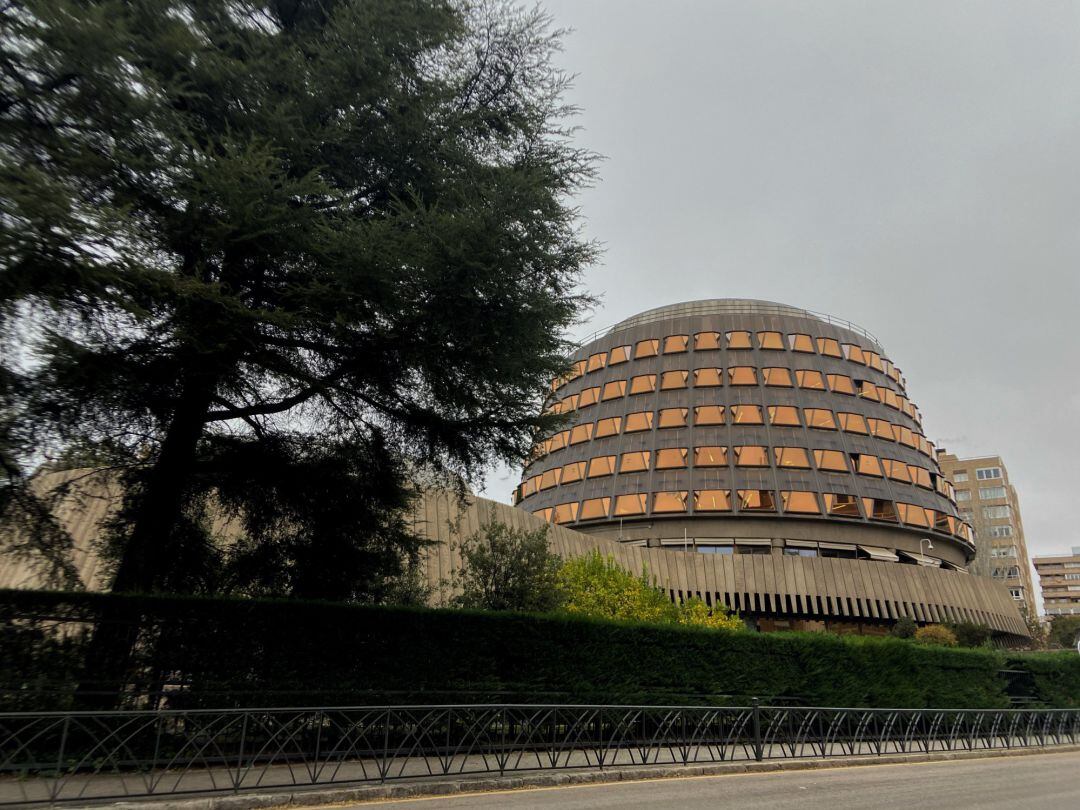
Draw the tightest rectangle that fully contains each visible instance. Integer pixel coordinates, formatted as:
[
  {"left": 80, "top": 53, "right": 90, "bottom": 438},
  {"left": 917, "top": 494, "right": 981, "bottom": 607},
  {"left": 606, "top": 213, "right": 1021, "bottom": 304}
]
[
  {"left": 451, "top": 516, "right": 561, "bottom": 612},
  {"left": 891, "top": 616, "right": 918, "bottom": 639},
  {"left": 949, "top": 622, "right": 992, "bottom": 648},
  {"left": 915, "top": 625, "right": 959, "bottom": 647}
]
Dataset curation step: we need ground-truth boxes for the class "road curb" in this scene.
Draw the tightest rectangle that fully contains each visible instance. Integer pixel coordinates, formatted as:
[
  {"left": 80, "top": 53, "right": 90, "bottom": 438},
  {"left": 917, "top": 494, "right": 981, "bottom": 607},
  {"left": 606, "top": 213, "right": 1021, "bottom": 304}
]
[{"left": 81, "top": 744, "right": 1080, "bottom": 810}]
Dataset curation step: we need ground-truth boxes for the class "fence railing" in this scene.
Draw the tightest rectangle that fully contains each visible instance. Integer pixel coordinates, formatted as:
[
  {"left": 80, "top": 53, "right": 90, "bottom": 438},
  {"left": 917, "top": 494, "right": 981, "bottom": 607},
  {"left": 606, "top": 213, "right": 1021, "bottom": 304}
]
[{"left": 3, "top": 703, "right": 1079, "bottom": 806}]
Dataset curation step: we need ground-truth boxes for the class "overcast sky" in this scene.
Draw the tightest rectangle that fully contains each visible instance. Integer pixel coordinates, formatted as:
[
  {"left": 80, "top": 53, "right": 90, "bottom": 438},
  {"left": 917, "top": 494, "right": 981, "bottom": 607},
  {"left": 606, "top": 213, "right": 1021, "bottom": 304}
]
[{"left": 479, "top": 1, "right": 1080, "bottom": 567}]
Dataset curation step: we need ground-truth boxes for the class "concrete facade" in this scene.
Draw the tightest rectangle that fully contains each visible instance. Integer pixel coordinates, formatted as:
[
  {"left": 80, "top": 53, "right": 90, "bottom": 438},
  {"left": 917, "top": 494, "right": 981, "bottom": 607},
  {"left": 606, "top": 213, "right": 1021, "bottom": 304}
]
[{"left": 1033, "top": 547, "right": 1080, "bottom": 618}]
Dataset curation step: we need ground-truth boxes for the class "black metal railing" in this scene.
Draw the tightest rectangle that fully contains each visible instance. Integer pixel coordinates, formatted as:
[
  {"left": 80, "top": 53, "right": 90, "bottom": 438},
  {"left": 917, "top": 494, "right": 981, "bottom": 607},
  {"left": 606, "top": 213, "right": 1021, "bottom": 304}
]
[{"left": 2, "top": 703, "right": 1079, "bottom": 806}]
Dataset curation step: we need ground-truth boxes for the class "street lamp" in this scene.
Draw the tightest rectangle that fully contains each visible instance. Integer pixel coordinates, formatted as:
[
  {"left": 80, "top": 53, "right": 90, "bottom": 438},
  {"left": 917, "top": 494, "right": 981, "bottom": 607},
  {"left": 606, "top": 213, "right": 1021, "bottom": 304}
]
[{"left": 920, "top": 538, "right": 934, "bottom": 558}]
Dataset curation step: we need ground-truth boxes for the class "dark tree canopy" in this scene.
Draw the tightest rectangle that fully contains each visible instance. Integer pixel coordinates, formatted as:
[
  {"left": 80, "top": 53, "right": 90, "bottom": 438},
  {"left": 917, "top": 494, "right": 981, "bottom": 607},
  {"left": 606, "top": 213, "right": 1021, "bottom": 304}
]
[{"left": 0, "top": 0, "right": 595, "bottom": 600}]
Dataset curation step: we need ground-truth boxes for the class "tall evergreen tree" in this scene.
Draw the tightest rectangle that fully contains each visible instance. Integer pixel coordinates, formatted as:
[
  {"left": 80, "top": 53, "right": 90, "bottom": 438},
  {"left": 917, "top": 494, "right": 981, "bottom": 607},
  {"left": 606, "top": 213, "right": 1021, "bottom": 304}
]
[{"left": 0, "top": 0, "right": 595, "bottom": 598}]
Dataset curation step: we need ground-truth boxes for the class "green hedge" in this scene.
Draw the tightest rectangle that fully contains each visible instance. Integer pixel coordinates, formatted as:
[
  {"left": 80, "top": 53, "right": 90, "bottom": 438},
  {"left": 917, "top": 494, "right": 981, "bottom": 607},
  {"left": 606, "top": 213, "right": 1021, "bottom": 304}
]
[{"left": 3, "top": 589, "right": 1079, "bottom": 710}]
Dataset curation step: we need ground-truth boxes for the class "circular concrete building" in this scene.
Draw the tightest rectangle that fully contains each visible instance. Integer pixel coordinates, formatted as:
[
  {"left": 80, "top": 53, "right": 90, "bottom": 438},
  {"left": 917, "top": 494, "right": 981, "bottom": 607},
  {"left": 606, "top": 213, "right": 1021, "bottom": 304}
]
[{"left": 510, "top": 300, "right": 1027, "bottom": 636}]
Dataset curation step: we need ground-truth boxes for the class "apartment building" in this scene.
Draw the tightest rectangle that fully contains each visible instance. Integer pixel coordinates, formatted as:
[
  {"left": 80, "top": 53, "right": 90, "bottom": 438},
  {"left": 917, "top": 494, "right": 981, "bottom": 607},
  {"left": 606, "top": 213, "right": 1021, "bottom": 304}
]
[{"left": 1033, "top": 548, "right": 1080, "bottom": 617}]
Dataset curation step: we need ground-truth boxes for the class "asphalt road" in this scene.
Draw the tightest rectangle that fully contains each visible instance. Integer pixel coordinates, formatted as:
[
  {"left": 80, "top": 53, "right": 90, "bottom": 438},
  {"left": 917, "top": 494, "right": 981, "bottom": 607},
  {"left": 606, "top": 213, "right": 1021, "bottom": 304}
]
[{"left": 344, "top": 751, "right": 1080, "bottom": 809}]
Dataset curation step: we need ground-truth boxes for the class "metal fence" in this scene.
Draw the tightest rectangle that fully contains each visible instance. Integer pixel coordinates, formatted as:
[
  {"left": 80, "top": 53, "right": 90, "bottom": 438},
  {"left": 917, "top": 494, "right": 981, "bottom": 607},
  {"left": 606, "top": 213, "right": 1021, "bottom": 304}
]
[{"left": 3, "top": 703, "right": 1079, "bottom": 806}]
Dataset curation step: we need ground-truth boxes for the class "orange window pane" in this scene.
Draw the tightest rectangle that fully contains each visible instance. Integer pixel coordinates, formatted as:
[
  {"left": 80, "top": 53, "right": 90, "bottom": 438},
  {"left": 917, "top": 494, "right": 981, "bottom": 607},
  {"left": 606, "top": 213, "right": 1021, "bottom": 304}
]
[
  {"left": 523, "top": 475, "right": 540, "bottom": 496},
  {"left": 660, "top": 370, "right": 689, "bottom": 390},
  {"left": 867, "top": 351, "right": 883, "bottom": 371},
  {"left": 825, "top": 493, "right": 861, "bottom": 518},
  {"left": 601, "top": 380, "right": 627, "bottom": 400},
  {"left": 897, "top": 503, "right": 930, "bottom": 527},
  {"left": 553, "top": 502, "right": 579, "bottom": 524},
  {"left": 838, "top": 412, "right": 868, "bottom": 434},
  {"left": 897, "top": 426, "right": 916, "bottom": 448},
  {"left": 726, "top": 330, "right": 753, "bottom": 349},
  {"left": 569, "top": 424, "right": 593, "bottom": 445},
  {"left": 814, "top": 449, "right": 848, "bottom": 472},
  {"left": 805, "top": 409, "right": 837, "bottom": 430},
  {"left": 912, "top": 467, "right": 932, "bottom": 489},
  {"left": 728, "top": 366, "right": 758, "bottom": 385},
  {"left": 608, "top": 345, "right": 631, "bottom": 365},
  {"left": 578, "top": 386, "right": 600, "bottom": 408},
  {"left": 789, "top": 333, "right": 815, "bottom": 352},
  {"left": 658, "top": 407, "right": 689, "bottom": 428},
  {"left": 738, "top": 489, "right": 776, "bottom": 511},
  {"left": 595, "top": 416, "right": 622, "bottom": 438},
  {"left": 763, "top": 367, "right": 794, "bottom": 387},
  {"left": 768, "top": 405, "right": 800, "bottom": 426},
  {"left": 693, "top": 367, "right": 723, "bottom": 387},
  {"left": 853, "top": 454, "right": 882, "bottom": 477},
  {"left": 653, "top": 491, "right": 688, "bottom": 513},
  {"left": 881, "top": 388, "right": 900, "bottom": 409},
  {"left": 532, "top": 507, "right": 553, "bottom": 523},
  {"left": 817, "top": 337, "right": 842, "bottom": 357},
  {"left": 587, "top": 455, "right": 616, "bottom": 478},
  {"left": 694, "top": 331, "right": 721, "bottom": 350},
  {"left": 568, "top": 359, "right": 587, "bottom": 380},
  {"left": 882, "top": 459, "right": 911, "bottom": 483},
  {"left": 550, "top": 375, "right": 566, "bottom": 393},
  {"left": 655, "top": 448, "right": 689, "bottom": 469},
  {"left": 539, "top": 468, "right": 561, "bottom": 490},
  {"left": 793, "top": 370, "right": 823, "bottom": 390},
  {"left": 586, "top": 352, "right": 607, "bottom": 372},
  {"left": 842, "top": 344, "right": 866, "bottom": 364},
  {"left": 619, "top": 451, "right": 651, "bottom": 473},
  {"left": 731, "top": 404, "right": 764, "bottom": 424},
  {"left": 663, "top": 334, "right": 689, "bottom": 354},
  {"left": 628, "top": 374, "right": 657, "bottom": 395},
  {"left": 624, "top": 411, "right": 654, "bottom": 432},
  {"left": 548, "top": 430, "right": 569, "bottom": 451},
  {"left": 782, "top": 491, "right": 820, "bottom": 514},
  {"left": 694, "top": 446, "right": 728, "bottom": 467},
  {"left": 634, "top": 338, "right": 660, "bottom": 358},
  {"left": 775, "top": 447, "right": 811, "bottom": 468},
  {"left": 561, "top": 461, "right": 586, "bottom": 483},
  {"left": 694, "top": 405, "right": 725, "bottom": 425},
  {"left": 868, "top": 419, "right": 895, "bottom": 441},
  {"left": 579, "top": 497, "right": 611, "bottom": 520},
  {"left": 560, "top": 393, "right": 579, "bottom": 412},
  {"left": 827, "top": 374, "right": 855, "bottom": 395},
  {"left": 694, "top": 489, "right": 732, "bottom": 511},
  {"left": 613, "top": 493, "right": 647, "bottom": 516},
  {"left": 858, "top": 381, "right": 880, "bottom": 401},
  {"left": 862, "top": 498, "right": 898, "bottom": 522},
  {"left": 734, "top": 445, "right": 769, "bottom": 466},
  {"left": 757, "top": 331, "right": 784, "bottom": 350}
]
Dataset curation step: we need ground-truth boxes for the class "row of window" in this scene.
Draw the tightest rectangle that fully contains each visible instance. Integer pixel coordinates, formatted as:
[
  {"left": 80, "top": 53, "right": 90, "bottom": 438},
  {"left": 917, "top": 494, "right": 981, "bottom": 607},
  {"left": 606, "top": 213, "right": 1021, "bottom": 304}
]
[
  {"left": 548, "top": 368, "right": 920, "bottom": 424},
  {"left": 531, "top": 405, "right": 938, "bottom": 463},
  {"left": 531, "top": 490, "right": 972, "bottom": 540},
  {"left": 552, "top": 332, "right": 906, "bottom": 392},
  {"left": 519, "top": 447, "right": 944, "bottom": 498},
  {"left": 954, "top": 486, "right": 1007, "bottom": 502},
  {"left": 950, "top": 466, "right": 1002, "bottom": 484}
]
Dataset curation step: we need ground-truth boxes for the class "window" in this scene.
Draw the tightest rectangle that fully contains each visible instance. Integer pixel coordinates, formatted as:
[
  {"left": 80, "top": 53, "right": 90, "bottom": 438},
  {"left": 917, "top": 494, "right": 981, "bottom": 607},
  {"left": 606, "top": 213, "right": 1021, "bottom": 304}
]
[
  {"left": 568, "top": 360, "right": 587, "bottom": 380},
  {"left": 660, "top": 370, "right": 689, "bottom": 390},
  {"left": 586, "top": 352, "right": 607, "bottom": 372},
  {"left": 896, "top": 427, "right": 917, "bottom": 448},
  {"left": 805, "top": 409, "right": 837, "bottom": 430},
  {"left": 1009, "top": 588, "right": 1023, "bottom": 600},
  {"left": 539, "top": 468, "right": 562, "bottom": 490},
  {"left": 782, "top": 491, "right": 820, "bottom": 514},
  {"left": 624, "top": 411, "right": 654, "bottom": 432},
  {"left": 757, "top": 331, "right": 784, "bottom": 350},
  {"left": 559, "top": 394, "right": 579, "bottom": 413},
  {"left": 601, "top": 380, "right": 627, "bottom": 400},
  {"left": 738, "top": 489, "right": 777, "bottom": 511},
  {"left": 824, "top": 493, "right": 861, "bottom": 518},
  {"left": 867, "top": 419, "right": 895, "bottom": 441},
  {"left": 863, "top": 498, "right": 898, "bottom": 522},
  {"left": 619, "top": 451, "right": 651, "bottom": 473},
  {"left": 881, "top": 459, "right": 912, "bottom": 483},
  {"left": 768, "top": 405, "right": 800, "bottom": 426},
  {"left": 881, "top": 388, "right": 900, "bottom": 409},
  {"left": 775, "top": 447, "right": 811, "bottom": 468},
  {"left": 956, "top": 490, "right": 973, "bottom": 502},
  {"left": 694, "top": 446, "right": 728, "bottom": 467},
  {"left": 976, "top": 466, "right": 1002, "bottom": 480},
  {"left": 579, "top": 497, "right": 610, "bottom": 520},
  {"left": 578, "top": 386, "right": 600, "bottom": 408},
  {"left": 561, "top": 461, "right": 586, "bottom": 484},
  {"left": 989, "top": 525, "right": 1013, "bottom": 538},
  {"left": 628, "top": 374, "right": 657, "bottom": 395},
  {"left": 608, "top": 345, "right": 631, "bottom": 365},
  {"left": 814, "top": 449, "right": 848, "bottom": 472},
  {"left": 634, "top": 338, "right": 660, "bottom": 358},
  {"left": 532, "top": 507, "right": 552, "bottom": 522},
  {"left": 726, "top": 330, "right": 753, "bottom": 349},
  {"left": 979, "top": 486, "right": 1007, "bottom": 500},
  {"left": 817, "top": 337, "right": 842, "bottom": 357},
  {"left": 658, "top": 407, "right": 689, "bottom": 428},
  {"left": 613, "top": 493, "right": 647, "bottom": 516},
  {"left": 796, "top": 369, "right": 825, "bottom": 390},
  {"left": 728, "top": 366, "right": 758, "bottom": 385},
  {"left": 838, "top": 412, "right": 868, "bottom": 434},
  {"left": 663, "top": 334, "right": 689, "bottom": 354},
  {"left": 653, "top": 491, "right": 688, "bottom": 513},
  {"left": 693, "top": 368, "right": 723, "bottom": 387},
  {"left": 595, "top": 416, "right": 622, "bottom": 438},
  {"left": 897, "top": 503, "right": 931, "bottom": 527},
  {"left": 694, "top": 405, "right": 725, "bottom": 425},
  {"left": 827, "top": 374, "right": 855, "bottom": 395},
  {"left": 866, "top": 351, "right": 883, "bottom": 371},
  {"left": 953, "top": 471, "right": 969, "bottom": 483},
  {"left": 983, "top": 505, "right": 1013, "bottom": 520},
  {"left": 852, "top": 453, "right": 882, "bottom": 477},
  {"left": 731, "top": 404, "right": 764, "bottom": 424},
  {"left": 991, "top": 546, "right": 1018, "bottom": 558},
  {"left": 763, "top": 367, "right": 794, "bottom": 387},
  {"left": 569, "top": 423, "right": 593, "bottom": 445},
  {"left": 553, "top": 502, "right": 577, "bottom": 524},
  {"left": 548, "top": 430, "right": 569, "bottom": 451},
  {"left": 734, "top": 445, "right": 769, "bottom": 466},
  {"left": 842, "top": 343, "right": 866, "bottom": 364},
  {"left": 694, "top": 331, "right": 721, "bottom": 350},
  {"left": 911, "top": 467, "right": 932, "bottom": 488},
  {"left": 694, "top": 490, "right": 732, "bottom": 511},
  {"left": 656, "top": 448, "right": 689, "bottom": 469},
  {"left": 522, "top": 475, "right": 540, "bottom": 496},
  {"left": 788, "top": 333, "right": 814, "bottom": 352},
  {"left": 587, "top": 455, "right": 616, "bottom": 478}
]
